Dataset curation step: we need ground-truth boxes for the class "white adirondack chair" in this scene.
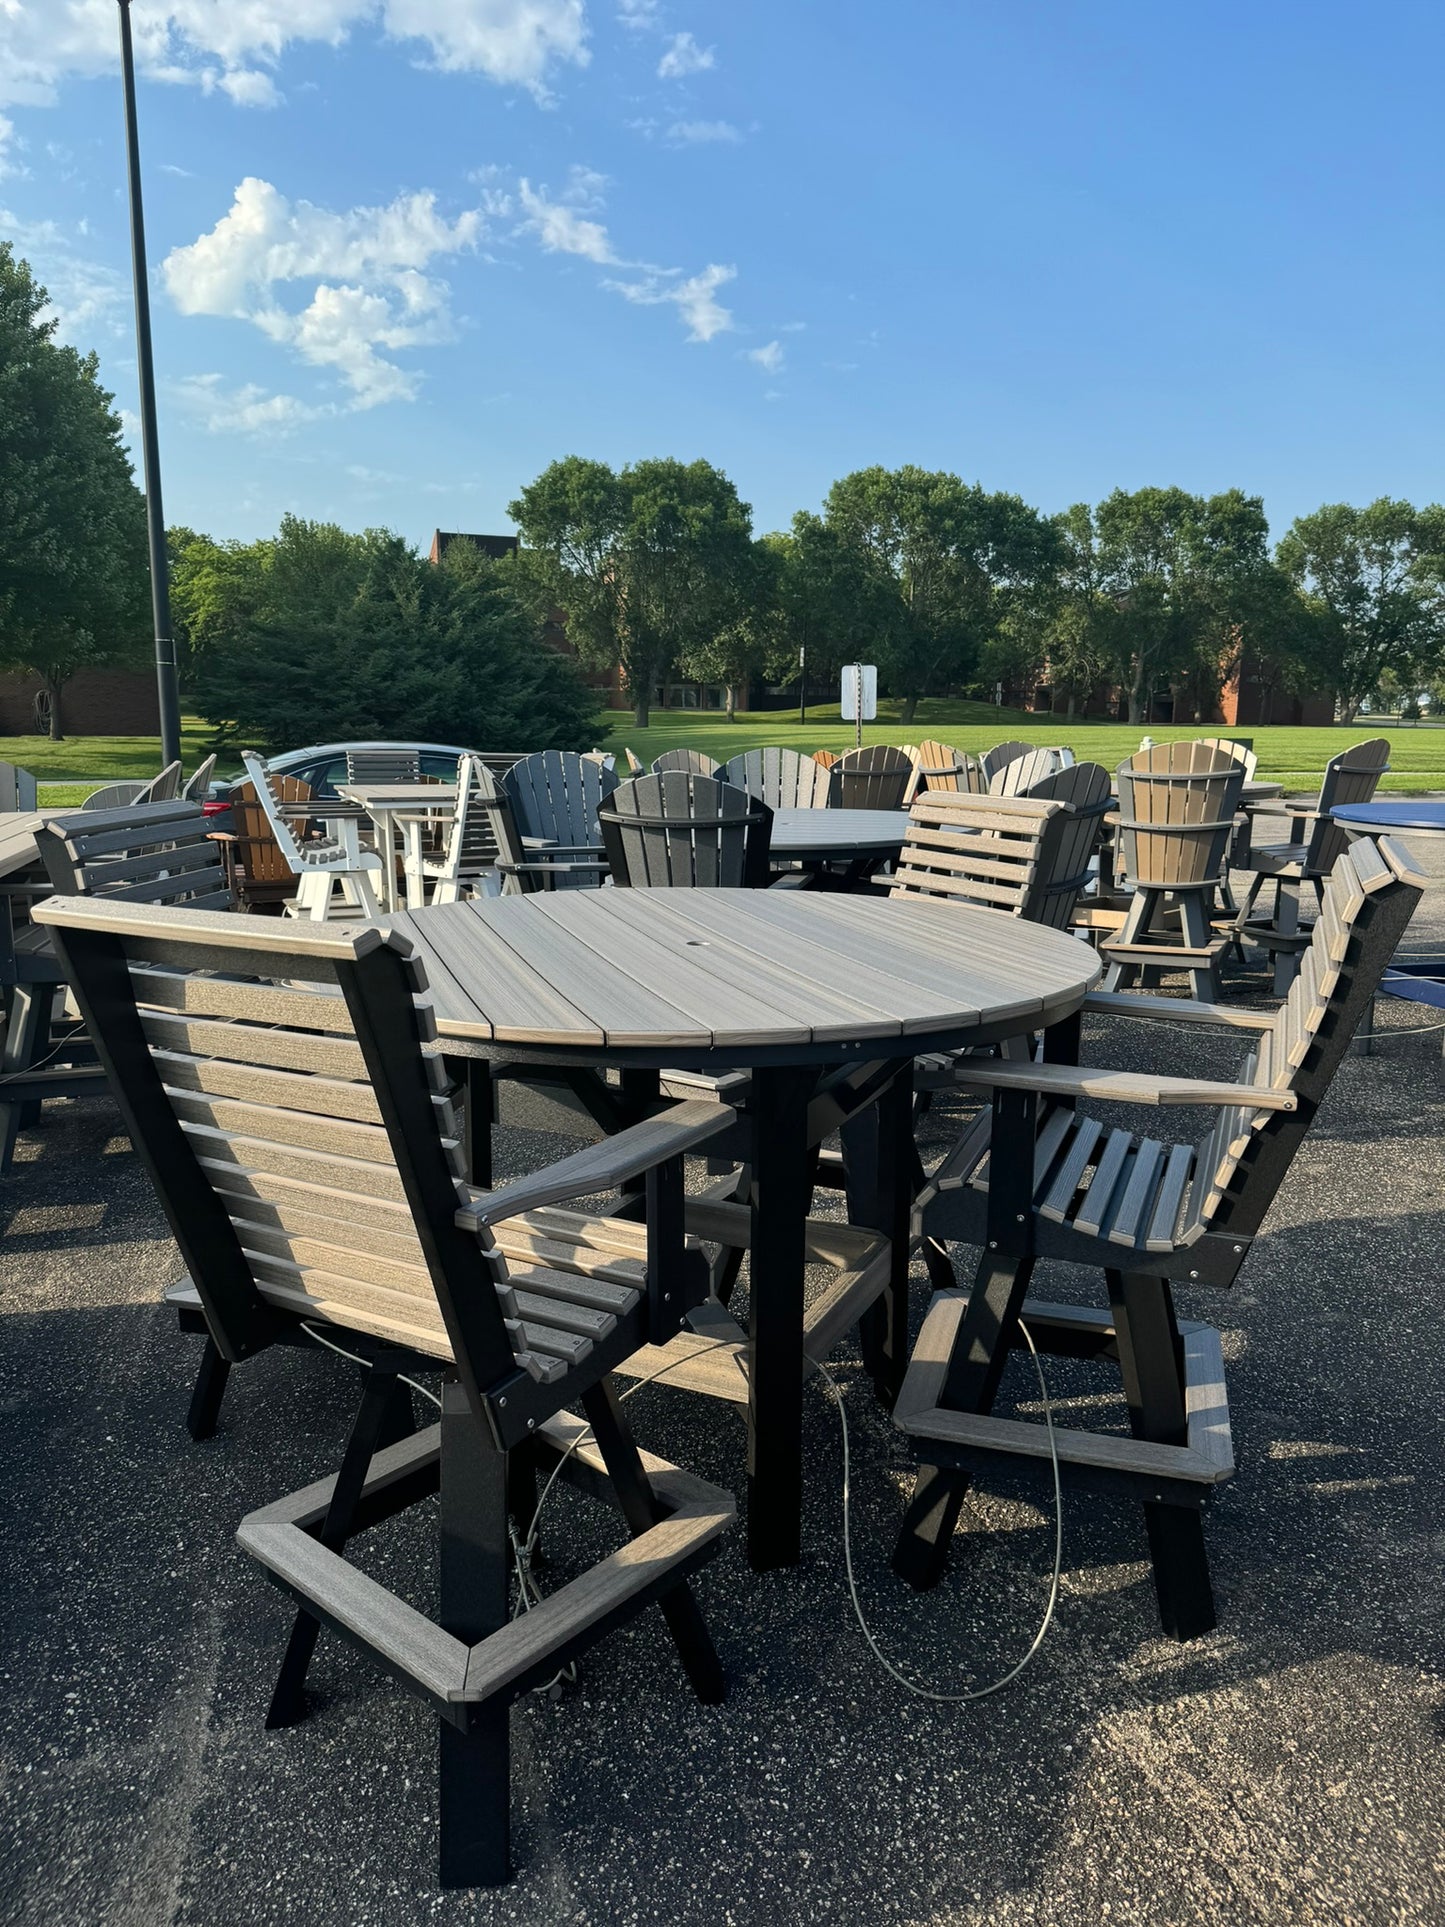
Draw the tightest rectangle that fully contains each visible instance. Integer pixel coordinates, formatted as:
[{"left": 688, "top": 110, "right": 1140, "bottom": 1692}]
[{"left": 241, "top": 752, "right": 384, "bottom": 922}]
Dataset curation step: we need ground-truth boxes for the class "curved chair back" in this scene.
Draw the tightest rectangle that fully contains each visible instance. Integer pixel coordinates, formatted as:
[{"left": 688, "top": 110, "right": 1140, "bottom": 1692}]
[
  {"left": 908, "top": 741, "right": 983, "bottom": 801},
  {"left": 145, "top": 760, "right": 183, "bottom": 803},
  {"left": 829, "top": 744, "right": 913, "bottom": 811},
  {"left": 1115, "top": 742, "right": 1245, "bottom": 890},
  {"left": 0, "top": 760, "right": 38, "bottom": 812},
  {"left": 82, "top": 780, "right": 149, "bottom": 813},
  {"left": 988, "top": 747, "right": 1070, "bottom": 796},
  {"left": 812, "top": 749, "right": 838, "bottom": 771},
  {"left": 181, "top": 754, "right": 218, "bottom": 803},
  {"left": 1197, "top": 737, "right": 1258, "bottom": 780},
  {"left": 651, "top": 748, "right": 722, "bottom": 779},
  {"left": 979, "top": 740, "right": 1034, "bottom": 785},
  {"left": 1009, "top": 761, "right": 1114, "bottom": 928},
  {"left": 723, "top": 746, "right": 831, "bottom": 809},
  {"left": 599, "top": 774, "right": 773, "bottom": 888},
  {"left": 1301, "top": 737, "right": 1391, "bottom": 878},
  {"left": 501, "top": 750, "right": 618, "bottom": 850}
]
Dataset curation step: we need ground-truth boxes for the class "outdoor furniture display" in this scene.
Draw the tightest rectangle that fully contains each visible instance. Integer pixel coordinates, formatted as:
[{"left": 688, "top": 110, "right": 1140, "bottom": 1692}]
[
  {"left": 180, "top": 754, "right": 218, "bottom": 803},
  {"left": 829, "top": 743, "right": 914, "bottom": 811},
  {"left": 344, "top": 746, "right": 421, "bottom": 786},
  {"left": 400, "top": 753, "right": 507, "bottom": 906},
  {"left": 1332, "top": 799, "right": 1445, "bottom": 1047},
  {"left": 221, "top": 771, "right": 314, "bottom": 911},
  {"left": 32, "top": 898, "right": 736, "bottom": 1889},
  {"left": 1103, "top": 742, "right": 1247, "bottom": 1002},
  {"left": 722, "top": 746, "right": 832, "bottom": 810},
  {"left": 906, "top": 740, "right": 983, "bottom": 801},
  {"left": 500, "top": 749, "right": 617, "bottom": 890},
  {"left": 599, "top": 774, "right": 773, "bottom": 888},
  {"left": 811, "top": 749, "right": 838, "bottom": 770},
  {"left": 0, "top": 761, "right": 39, "bottom": 812},
  {"left": 379, "top": 885, "right": 1102, "bottom": 1570},
  {"left": 242, "top": 752, "right": 384, "bottom": 922},
  {"left": 979, "top": 740, "right": 1036, "bottom": 785},
  {"left": 339, "top": 776, "right": 454, "bottom": 912},
  {"left": 893, "top": 834, "right": 1425, "bottom": 1640},
  {"left": 1235, "top": 738, "right": 1391, "bottom": 992},
  {"left": 988, "top": 746, "right": 1071, "bottom": 796},
  {"left": 651, "top": 748, "right": 722, "bottom": 778},
  {"left": 81, "top": 761, "right": 182, "bottom": 812}
]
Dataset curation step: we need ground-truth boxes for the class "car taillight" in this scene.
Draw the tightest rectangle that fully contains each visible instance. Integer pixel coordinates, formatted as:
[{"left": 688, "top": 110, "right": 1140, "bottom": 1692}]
[{"left": 201, "top": 799, "right": 229, "bottom": 816}]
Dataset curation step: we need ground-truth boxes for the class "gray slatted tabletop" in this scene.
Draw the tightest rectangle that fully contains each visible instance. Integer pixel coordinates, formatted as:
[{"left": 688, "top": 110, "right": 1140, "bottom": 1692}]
[
  {"left": 766, "top": 808, "right": 910, "bottom": 865},
  {"left": 388, "top": 888, "right": 1101, "bottom": 1567}
]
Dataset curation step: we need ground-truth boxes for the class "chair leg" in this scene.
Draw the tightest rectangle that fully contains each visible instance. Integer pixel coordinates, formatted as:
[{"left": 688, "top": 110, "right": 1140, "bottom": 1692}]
[
  {"left": 892, "top": 1252, "right": 1036, "bottom": 1591},
  {"left": 265, "top": 1359, "right": 407, "bottom": 1729},
  {"left": 1272, "top": 878, "right": 1302, "bottom": 994},
  {"left": 0, "top": 982, "right": 55, "bottom": 1170},
  {"left": 464, "top": 1058, "right": 494, "bottom": 1190},
  {"left": 185, "top": 1337, "right": 231, "bottom": 1441},
  {"left": 856, "top": 1066, "right": 912, "bottom": 1408},
  {"left": 581, "top": 1378, "right": 726, "bottom": 1704},
  {"left": 1106, "top": 1269, "right": 1216, "bottom": 1640},
  {"left": 1178, "top": 893, "right": 1218, "bottom": 1003},
  {"left": 437, "top": 1376, "right": 512, "bottom": 1889}
]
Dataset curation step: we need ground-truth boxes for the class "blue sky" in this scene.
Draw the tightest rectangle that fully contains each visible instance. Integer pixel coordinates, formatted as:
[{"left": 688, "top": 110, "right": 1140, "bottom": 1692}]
[{"left": 2, "top": 1, "right": 1442, "bottom": 550}]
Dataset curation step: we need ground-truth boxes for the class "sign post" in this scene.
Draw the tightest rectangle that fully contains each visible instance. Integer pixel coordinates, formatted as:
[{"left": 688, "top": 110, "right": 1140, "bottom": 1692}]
[{"left": 840, "top": 663, "right": 877, "bottom": 749}]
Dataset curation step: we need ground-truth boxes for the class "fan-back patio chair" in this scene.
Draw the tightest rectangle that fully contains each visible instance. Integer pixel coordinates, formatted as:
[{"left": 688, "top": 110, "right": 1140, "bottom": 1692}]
[
  {"left": 978, "top": 740, "right": 1035, "bottom": 786},
  {"left": 1235, "top": 738, "right": 1391, "bottom": 992},
  {"left": 82, "top": 762, "right": 181, "bottom": 812},
  {"left": 219, "top": 772, "right": 311, "bottom": 910},
  {"left": 1102, "top": 742, "right": 1246, "bottom": 1002},
  {"left": 0, "top": 760, "right": 38, "bottom": 812},
  {"left": 599, "top": 774, "right": 773, "bottom": 888},
  {"left": 893, "top": 834, "right": 1424, "bottom": 1640},
  {"left": 34, "top": 896, "right": 737, "bottom": 1889},
  {"left": 180, "top": 754, "right": 218, "bottom": 803},
  {"left": 1198, "top": 737, "right": 1259, "bottom": 779},
  {"left": 500, "top": 750, "right": 616, "bottom": 891},
  {"left": 651, "top": 748, "right": 722, "bottom": 778},
  {"left": 828, "top": 744, "right": 914, "bottom": 811},
  {"left": 242, "top": 752, "right": 384, "bottom": 921},
  {"left": 722, "top": 746, "right": 831, "bottom": 810},
  {"left": 906, "top": 740, "right": 983, "bottom": 802},
  {"left": 988, "top": 746, "right": 1071, "bottom": 796}
]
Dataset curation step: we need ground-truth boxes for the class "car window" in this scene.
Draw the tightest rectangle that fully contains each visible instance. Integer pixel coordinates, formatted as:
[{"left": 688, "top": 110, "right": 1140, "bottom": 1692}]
[{"left": 303, "top": 756, "right": 349, "bottom": 798}]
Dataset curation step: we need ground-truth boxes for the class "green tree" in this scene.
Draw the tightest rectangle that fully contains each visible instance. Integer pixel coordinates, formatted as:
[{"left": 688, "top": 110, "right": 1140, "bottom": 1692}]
[
  {"left": 168, "top": 525, "right": 272, "bottom": 686},
  {"left": 1275, "top": 498, "right": 1445, "bottom": 720},
  {"left": 510, "top": 455, "right": 757, "bottom": 727},
  {"left": 0, "top": 242, "right": 148, "bottom": 737},
  {"left": 822, "top": 466, "right": 1062, "bottom": 723},
  {"left": 194, "top": 519, "right": 600, "bottom": 752}
]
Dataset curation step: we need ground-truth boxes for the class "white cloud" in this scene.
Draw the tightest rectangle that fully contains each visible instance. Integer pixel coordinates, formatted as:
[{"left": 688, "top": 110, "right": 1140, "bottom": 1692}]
[
  {"left": 608, "top": 261, "right": 734, "bottom": 341},
  {"left": 657, "top": 30, "right": 713, "bottom": 78},
  {"left": 666, "top": 119, "right": 740, "bottom": 144},
  {"left": 617, "top": 0, "right": 659, "bottom": 26},
  {"left": 517, "top": 176, "right": 618, "bottom": 264},
  {"left": 162, "top": 176, "right": 482, "bottom": 407},
  {"left": 0, "top": 2, "right": 587, "bottom": 114},
  {"left": 1, "top": 208, "right": 128, "bottom": 342},
  {"left": 0, "top": 114, "right": 21, "bottom": 180},
  {"left": 746, "top": 338, "right": 783, "bottom": 373},
  {"left": 169, "top": 373, "right": 330, "bottom": 435}
]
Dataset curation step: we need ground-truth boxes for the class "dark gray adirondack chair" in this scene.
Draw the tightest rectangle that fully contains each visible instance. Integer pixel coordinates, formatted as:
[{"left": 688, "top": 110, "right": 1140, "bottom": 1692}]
[
  {"left": 893, "top": 834, "right": 1425, "bottom": 1640},
  {"left": 722, "top": 746, "right": 832, "bottom": 810},
  {"left": 1236, "top": 737, "right": 1391, "bottom": 992},
  {"left": 0, "top": 760, "right": 38, "bottom": 812},
  {"left": 345, "top": 746, "right": 422, "bottom": 785},
  {"left": 1103, "top": 741, "right": 1246, "bottom": 1002},
  {"left": 180, "top": 753, "right": 218, "bottom": 803},
  {"left": 82, "top": 762, "right": 181, "bottom": 812},
  {"left": 829, "top": 744, "right": 914, "bottom": 811},
  {"left": 0, "top": 801, "right": 221, "bottom": 1173},
  {"left": 501, "top": 750, "right": 617, "bottom": 890},
  {"left": 34, "top": 896, "right": 735, "bottom": 1889},
  {"left": 598, "top": 774, "right": 773, "bottom": 888},
  {"left": 979, "top": 739, "right": 1035, "bottom": 786},
  {"left": 651, "top": 747, "right": 722, "bottom": 778}
]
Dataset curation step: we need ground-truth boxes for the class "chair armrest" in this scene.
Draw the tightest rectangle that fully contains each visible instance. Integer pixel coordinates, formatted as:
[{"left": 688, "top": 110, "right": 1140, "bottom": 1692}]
[
  {"left": 1083, "top": 991, "right": 1276, "bottom": 1031},
  {"left": 457, "top": 1098, "right": 737, "bottom": 1228},
  {"left": 948, "top": 1060, "right": 1297, "bottom": 1112}
]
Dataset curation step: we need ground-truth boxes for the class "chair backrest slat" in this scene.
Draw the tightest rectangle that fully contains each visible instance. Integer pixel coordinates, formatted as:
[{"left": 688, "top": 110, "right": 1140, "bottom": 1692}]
[
  {"left": 180, "top": 754, "right": 218, "bottom": 803},
  {"left": 722, "top": 746, "right": 831, "bottom": 809},
  {"left": 38, "top": 802, "right": 231, "bottom": 912},
  {"left": 988, "top": 747, "right": 1070, "bottom": 797},
  {"left": 0, "top": 759, "right": 38, "bottom": 812},
  {"left": 346, "top": 747, "right": 421, "bottom": 787},
  {"left": 1196, "top": 737, "right": 1259, "bottom": 779},
  {"left": 829, "top": 744, "right": 913, "bottom": 811},
  {"left": 599, "top": 774, "right": 773, "bottom": 888},
  {"left": 890, "top": 794, "right": 1063, "bottom": 917},
  {"left": 908, "top": 741, "right": 983, "bottom": 800}
]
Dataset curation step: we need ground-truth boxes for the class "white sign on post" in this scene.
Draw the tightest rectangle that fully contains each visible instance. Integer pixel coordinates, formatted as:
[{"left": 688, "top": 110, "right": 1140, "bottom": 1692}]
[{"left": 840, "top": 663, "right": 877, "bottom": 746}]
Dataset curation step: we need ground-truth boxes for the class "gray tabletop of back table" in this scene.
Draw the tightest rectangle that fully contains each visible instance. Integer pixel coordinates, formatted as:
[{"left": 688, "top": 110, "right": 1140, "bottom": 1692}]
[
  {"left": 767, "top": 808, "right": 910, "bottom": 861},
  {"left": 386, "top": 886, "right": 1101, "bottom": 1069}
]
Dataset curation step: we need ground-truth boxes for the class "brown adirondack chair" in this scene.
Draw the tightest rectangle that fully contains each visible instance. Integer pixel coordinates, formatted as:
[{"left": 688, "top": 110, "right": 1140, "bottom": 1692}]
[
  {"left": 893, "top": 834, "right": 1425, "bottom": 1640},
  {"left": 906, "top": 740, "right": 983, "bottom": 802},
  {"left": 222, "top": 772, "right": 315, "bottom": 910},
  {"left": 829, "top": 744, "right": 914, "bottom": 810},
  {"left": 34, "top": 896, "right": 736, "bottom": 1889}
]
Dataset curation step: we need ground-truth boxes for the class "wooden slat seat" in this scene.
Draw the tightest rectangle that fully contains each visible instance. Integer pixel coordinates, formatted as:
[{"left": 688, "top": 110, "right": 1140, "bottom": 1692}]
[{"left": 897, "top": 834, "right": 1427, "bottom": 1643}]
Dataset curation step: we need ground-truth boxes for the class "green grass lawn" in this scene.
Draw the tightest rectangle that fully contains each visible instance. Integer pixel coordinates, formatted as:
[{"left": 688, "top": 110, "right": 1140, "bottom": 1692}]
[
  {"left": 602, "top": 701, "right": 1445, "bottom": 793},
  {"left": 9, "top": 702, "right": 1444, "bottom": 806}
]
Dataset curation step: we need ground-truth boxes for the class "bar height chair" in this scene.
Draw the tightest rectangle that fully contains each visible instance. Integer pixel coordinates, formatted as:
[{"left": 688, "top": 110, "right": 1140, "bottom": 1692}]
[
  {"left": 241, "top": 752, "right": 384, "bottom": 921},
  {"left": 34, "top": 896, "right": 737, "bottom": 1889}
]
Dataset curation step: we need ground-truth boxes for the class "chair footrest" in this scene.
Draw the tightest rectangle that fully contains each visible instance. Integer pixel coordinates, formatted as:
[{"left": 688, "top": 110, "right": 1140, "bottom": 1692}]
[
  {"left": 238, "top": 1416, "right": 735, "bottom": 1720},
  {"left": 1101, "top": 937, "right": 1228, "bottom": 965},
  {"left": 894, "top": 1291, "right": 1234, "bottom": 1496}
]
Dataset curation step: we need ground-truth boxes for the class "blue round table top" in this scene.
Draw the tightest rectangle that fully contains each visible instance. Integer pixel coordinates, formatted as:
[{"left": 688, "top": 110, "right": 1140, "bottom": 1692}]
[{"left": 1331, "top": 800, "right": 1445, "bottom": 834}]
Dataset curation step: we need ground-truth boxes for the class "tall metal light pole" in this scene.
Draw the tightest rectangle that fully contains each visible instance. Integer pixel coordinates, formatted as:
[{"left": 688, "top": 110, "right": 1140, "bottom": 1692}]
[{"left": 117, "top": 0, "right": 182, "bottom": 768}]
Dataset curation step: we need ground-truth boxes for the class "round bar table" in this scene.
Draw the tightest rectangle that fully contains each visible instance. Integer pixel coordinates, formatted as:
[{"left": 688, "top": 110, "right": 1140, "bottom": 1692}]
[
  {"left": 387, "top": 886, "right": 1101, "bottom": 1569},
  {"left": 1332, "top": 802, "right": 1445, "bottom": 1024}
]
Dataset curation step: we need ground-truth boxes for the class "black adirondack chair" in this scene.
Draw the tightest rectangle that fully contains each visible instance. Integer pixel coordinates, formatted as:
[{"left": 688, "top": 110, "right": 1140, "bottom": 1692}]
[
  {"left": 892, "top": 834, "right": 1425, "bottom": 1640},
  {"left": 500, "top": 750, "right": 617, "bottom": 890},
  {"left": 34, "top": 895, "right": 736, "bottom": 1889},
  {"left": 599, "top": 774, "right": 773, "bottom": 888}
]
